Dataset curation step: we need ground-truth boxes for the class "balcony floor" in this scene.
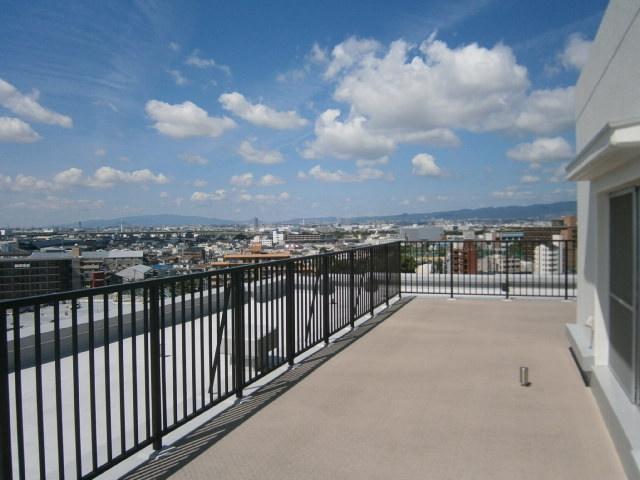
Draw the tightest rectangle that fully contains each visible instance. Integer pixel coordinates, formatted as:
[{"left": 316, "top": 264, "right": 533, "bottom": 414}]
[{"left": 125, "top": 297, "right": 624, "bottom": 480}]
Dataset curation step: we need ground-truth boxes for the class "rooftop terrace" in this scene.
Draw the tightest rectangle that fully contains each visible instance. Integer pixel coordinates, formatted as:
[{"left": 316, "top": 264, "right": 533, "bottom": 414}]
[{"left": 123, "top": 297, "right": 624, "bottom": 480}]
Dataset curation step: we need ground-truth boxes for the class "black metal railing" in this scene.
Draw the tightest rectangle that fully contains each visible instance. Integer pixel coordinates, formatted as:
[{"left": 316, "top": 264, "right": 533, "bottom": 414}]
[
  {"left": 0, "top": 239, "right": 578, "bottom": 479},
  {"left": 0, "top": 243, "right": 401, "bottom": 480},
  {"left": 400, "top": 240, "right": 577, "bottom": 299}
]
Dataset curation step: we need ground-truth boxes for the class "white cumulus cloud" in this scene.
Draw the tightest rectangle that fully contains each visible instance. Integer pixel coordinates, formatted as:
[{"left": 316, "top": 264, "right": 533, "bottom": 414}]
[
  {"left": 300, "top": 164, "right": 391, "bottom": 183},
  {"left": 325, "top": 37, "right": 381, "bottom": 79},
  {"left": 85, "top": 167, "right": 169, "bottom": 188},
  {"left": 559, "top": 33, "right": 591, "bottom": 71},
  {"left": 326, "top": 36, "right": 573, "bottom": 135},
  {"left": 302, "top": 109, "right": 394, "bottom": 161},
  {"left": 257, "top": 174, "right": 285, "bottom": 186},
  {"left": 238, "top": 192, "right": 290, "bottom": 203},
  {"left": 0, "top": 117, "right": 40, "bottom": 143},
  {"left": 191, "top": 189, "right": 226, "bottom": 202},
  {"left": 0, "top": 166, "right": 169, "bottom": 192},
  {"left": 219, "top": 92, "right": 307, "bottom": 129},
  {"left": 411, "top": 153, "right": 443, "bottom": 177},
  {"left": 230, "top": 172, "right": 254, "bottom": 187},
  {"left": 0, "top": 78, "right": 72, "bottom": 128},
  {"left": 238, "top": 140, "right": 284, "bottom": 164},
  {"left": 513, "top": 87, "right": 575, "bottom": 134},
  {"left": 145, "top": 100, "right": 236, "bottom": 139},
  {"left": 507, "top": 137, "right": 574, "bottom": 163},
  {"left": 332, "top": 38, "right": 529, "bottom": 133}
]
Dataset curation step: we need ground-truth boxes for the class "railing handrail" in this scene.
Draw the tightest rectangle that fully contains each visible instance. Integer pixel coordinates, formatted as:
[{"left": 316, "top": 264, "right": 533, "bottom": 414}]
[
  {"left": 0, "top": 242, "right": 403, "bottom": 480},
  {"left": 0, "top": 241, "right": 401, "bottom": 309},
  {"left": 0, "top": 239, "right": 577, "bottom": 479}
]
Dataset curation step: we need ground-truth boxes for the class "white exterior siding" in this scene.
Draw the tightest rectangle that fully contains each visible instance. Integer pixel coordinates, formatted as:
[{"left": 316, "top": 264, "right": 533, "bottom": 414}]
[{"left": 568, "top": 1, "right": 640, "bottom": 477}]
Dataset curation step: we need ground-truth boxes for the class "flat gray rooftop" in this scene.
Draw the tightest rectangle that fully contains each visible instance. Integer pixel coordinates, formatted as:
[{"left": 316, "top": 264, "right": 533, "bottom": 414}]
[{"left": 125, "top": 297, "right": 624, "bottom": 480}]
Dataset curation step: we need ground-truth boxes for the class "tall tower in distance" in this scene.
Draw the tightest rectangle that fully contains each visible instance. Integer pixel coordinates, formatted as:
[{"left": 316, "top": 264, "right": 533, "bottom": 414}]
[{"left": 254, "top": 217, "right": 259, "bottom": 231}]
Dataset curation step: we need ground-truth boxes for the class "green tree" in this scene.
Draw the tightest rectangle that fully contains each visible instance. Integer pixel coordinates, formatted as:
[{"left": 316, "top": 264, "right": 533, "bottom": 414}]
[{"left": 400, "top": 255, "right": 417, "bottom": 273}]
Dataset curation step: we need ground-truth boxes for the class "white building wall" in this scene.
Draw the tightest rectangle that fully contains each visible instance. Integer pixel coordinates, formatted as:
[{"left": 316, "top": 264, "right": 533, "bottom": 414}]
[
  {"left": 573, "top": 0, "right": 640, "bottom": 363},
  {"left": 575, "top": 1, "right": 640, "bottom": 150},
  {"left": 568, "top": 2, "right": 640, "bottom": 477}
]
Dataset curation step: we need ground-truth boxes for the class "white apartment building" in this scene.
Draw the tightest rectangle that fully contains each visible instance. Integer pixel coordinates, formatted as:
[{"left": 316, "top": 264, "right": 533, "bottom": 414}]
[
  {"left": 534, "top": 235, "right": 566, "bottom": 274},
  {"left": 272, "top": 231, "right": 285, "bottom": 246},
  {"left": 565, "top": 1, "right": 640, "bottom": 477}
]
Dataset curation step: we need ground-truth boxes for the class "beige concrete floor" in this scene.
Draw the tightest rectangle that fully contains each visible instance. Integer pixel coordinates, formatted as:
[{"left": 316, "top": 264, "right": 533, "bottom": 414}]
[{"left": 125, "top": 297, "right": 625, "bottom": 480}]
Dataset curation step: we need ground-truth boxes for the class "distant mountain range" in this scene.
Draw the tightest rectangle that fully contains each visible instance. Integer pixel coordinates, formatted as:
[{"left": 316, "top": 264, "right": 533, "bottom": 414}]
[
  {"left": 340, "top": 201, "right": 577, "bottom": 224},
  {"left": 69, "top": 201, "right": 576, "bottom": 228}
]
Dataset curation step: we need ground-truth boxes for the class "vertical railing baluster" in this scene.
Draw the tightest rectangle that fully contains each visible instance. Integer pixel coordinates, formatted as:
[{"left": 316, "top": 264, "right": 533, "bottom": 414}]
[
  {"left": 505, "top": 241, "right": 510, "bottom": 300},
  {"left": 286, "top": 262, "right": 295, "bottom": 366},
  {"left": 369, "top": 250, "right": 374, "bottom": 316},
  {"left": 103, "top": 295, "right": 113, "bottom": 462},
  {"left": 564, "top": 240, "right": 569, "bottom": 300},
  {"left": 149, "top": 284, "right": 162, "bottom": 451},
  {"left": 449, "top": 242, "right": 454, "bottom": 299},
  {"left": 385, "top": 244, "right": 390, "bottom": 306},
  {"left": 12, "top": 307, "right": 25, "bottom": 480},
  {"left": 34, "top": 304, "right": 46, "bottom": 480},
  {"left": 89, "top": 296, "right": 98, "bottom": 471},
  {"left": 71, "top": 298, "right": 82, "bottom": 478},
  {"left": 233, "top": 270, "right": 245, "bottom": 398},
  {"left": 0, "top": 307, "right": 12, "bottom": 480},
  {"left": 349, "top": 250, "right": 355, "bottom": 328},
  {"left": 397, "top": 242, "right": 402, "bottom": 298},
  {"left": 117, "top": 291, "right": 126, "bottom": 455},
  {"left": 323, "top": 256, "right": 330, "bottom": 344},
  {"left": 53, "top": 303, "right": 65, "bottom": 479}
]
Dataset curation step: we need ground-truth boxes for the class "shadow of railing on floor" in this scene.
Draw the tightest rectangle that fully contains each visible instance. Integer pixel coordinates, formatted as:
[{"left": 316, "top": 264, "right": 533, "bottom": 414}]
[{"left": 122, "top": 297, "right": 414, "bottom": 480}]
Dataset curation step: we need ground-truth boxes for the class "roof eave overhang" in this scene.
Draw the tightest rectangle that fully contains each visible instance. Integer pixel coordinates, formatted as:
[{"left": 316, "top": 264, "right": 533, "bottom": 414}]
[{"left": 566, "top": 119, "right": 640, "bottom": 181}]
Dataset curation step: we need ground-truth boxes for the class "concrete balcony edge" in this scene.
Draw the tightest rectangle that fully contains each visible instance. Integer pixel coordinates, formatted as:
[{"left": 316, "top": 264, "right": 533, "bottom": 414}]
[{"left": 591, "top": 366, "right": 640, "bottom": 480}]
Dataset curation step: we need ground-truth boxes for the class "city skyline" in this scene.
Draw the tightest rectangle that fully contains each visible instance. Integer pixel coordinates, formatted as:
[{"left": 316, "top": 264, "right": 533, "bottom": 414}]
[{"left": 0, "top": 0, "right": 605, "bottom": 226}]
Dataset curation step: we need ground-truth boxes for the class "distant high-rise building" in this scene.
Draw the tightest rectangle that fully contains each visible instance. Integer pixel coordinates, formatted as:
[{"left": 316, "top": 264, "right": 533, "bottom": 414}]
[
  {"left": 533, "top": 235, "right": 566, "bottom": 274},
  {"left": 254, "top": 217, "right": 259, "bottom": 231},
  {"left": 450, "top": 241, "right": 478, "bottom": 274},
  {"left": 272, "top": 231, "right": 285, "bottom": 246}
]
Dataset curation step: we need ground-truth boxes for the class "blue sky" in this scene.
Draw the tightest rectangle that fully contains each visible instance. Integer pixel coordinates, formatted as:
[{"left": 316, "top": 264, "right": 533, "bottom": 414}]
[{"left": 0, "top": 0, "right": 606, "bottom": 226}]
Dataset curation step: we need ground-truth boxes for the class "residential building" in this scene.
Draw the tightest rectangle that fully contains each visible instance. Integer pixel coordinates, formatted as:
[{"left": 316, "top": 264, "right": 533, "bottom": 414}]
[
  {"left": 0, "top": 253, "right": 80, "bottom": 300},
  {"left": 285, "top": 232, "right": 335, "bottom": 243},
  {"left": 223, "top": 244, "right": 291, "bottom": 265},
  {"left": 72, "top": 247, "right": 144, "bottom": 287},
  {"left": 566, "top": 1, "right": 640, "bottom": 477},
  {"left": 272, "top": 231, "right": 285, "bottom": 246},
  {"left": 534, "top": 235, "right": 567, "bottom": 274},
  {"left": 450, "top": 241, "right": 478, "bottom": 274}
]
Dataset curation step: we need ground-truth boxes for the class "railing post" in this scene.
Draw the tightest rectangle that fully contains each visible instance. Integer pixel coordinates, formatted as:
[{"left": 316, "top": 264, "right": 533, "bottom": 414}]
[
  {"left": 349, "top": 250, "right": 355, "bottom": 328},
  {"left": 385, "top": 244, "right": 390, "bottom": 306},
  {"left": 369, "top": 248, "right": 375, "bottom": 316},
  {"left": 322, "top": 256, "right": 330, "bottom": 344},
  {"left": 398, "top": 242, "right": 402, "bottom": 298},
  {"left": 564, "top": 240, "right": 569, "bottom": 300},
  {"left": 505, "top": 241, "right": 510, "bottom": 300},
  {"left": 286, "top": 262, "right": 295, "bottom": 365},
  {"left": 0, "top": 308, "right": 12, "bottom": 480},
  {"left": 233, "top": 270, "right": 244, "bottom": 398},
  {"left": 449, "top": 242, "right": 454, "bottom": 299},
  {"left": 148, "top": 284, "right": 163, "bottom": 451}
]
